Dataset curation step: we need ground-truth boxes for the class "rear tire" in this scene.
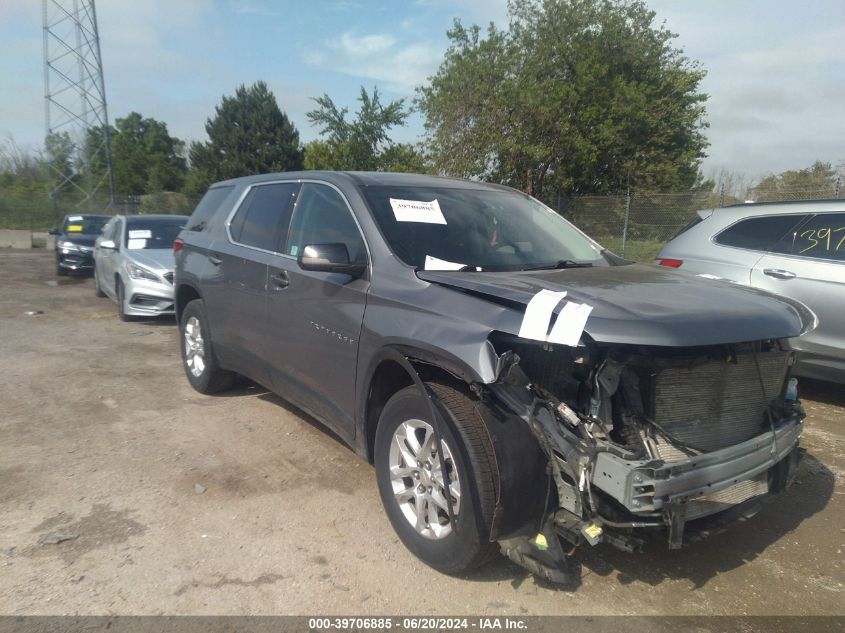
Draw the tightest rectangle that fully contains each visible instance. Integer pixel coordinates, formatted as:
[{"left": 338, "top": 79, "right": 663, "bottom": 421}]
[
  {"left": 179, "top": 299, "right": 234, "bottom": 394},
  {"left": 374, "top": 382, "right": 500, "bottom": 574}
]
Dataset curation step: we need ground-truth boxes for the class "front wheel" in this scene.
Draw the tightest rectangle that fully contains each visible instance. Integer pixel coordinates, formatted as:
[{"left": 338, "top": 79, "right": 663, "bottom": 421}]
[
  {"left": 116, "top": 278, "right": 134, "bottom": 321},
  {"left": 179, "top": 299, "right": 234, "bottom": 394},
  {"left": 94, "top": 265, "right": 105, "bottom": 297},
  {"left": 374, "top": 382, "right": 499, "bottom": 574}
]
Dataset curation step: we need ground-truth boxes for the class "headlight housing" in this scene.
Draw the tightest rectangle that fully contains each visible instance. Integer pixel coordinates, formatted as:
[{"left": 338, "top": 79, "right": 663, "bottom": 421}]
[
  {"left": 125, "top": 261, "right": 161, "bottom": 282},
  {"left": 57, "top": 240, "right": 81, "bottom": 251}
]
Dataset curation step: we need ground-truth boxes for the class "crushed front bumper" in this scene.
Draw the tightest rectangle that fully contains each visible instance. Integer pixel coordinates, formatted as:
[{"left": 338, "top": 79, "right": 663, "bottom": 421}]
[{"left": 591, "top": 416, "right": 803, "bottom": 514}]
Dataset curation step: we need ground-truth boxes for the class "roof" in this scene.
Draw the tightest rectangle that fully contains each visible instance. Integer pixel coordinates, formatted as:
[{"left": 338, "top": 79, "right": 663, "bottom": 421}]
[
  {"left": 121, "top": 214, "right": 190, "bottom": 222},
  {"left": 210, "top": 171, "right": 520, "bottom": 194}
]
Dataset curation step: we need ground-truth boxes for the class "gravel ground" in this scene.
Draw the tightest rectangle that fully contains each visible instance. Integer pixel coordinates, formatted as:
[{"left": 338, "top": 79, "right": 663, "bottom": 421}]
[{"left": 0, "top": 250, "right": 842, "bottom": 616}]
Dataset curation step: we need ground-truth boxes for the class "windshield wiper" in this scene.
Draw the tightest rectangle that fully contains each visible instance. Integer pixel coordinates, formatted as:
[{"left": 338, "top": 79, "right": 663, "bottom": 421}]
[{"left": 523, "top": 259, "right": 594, "bottom": 271}]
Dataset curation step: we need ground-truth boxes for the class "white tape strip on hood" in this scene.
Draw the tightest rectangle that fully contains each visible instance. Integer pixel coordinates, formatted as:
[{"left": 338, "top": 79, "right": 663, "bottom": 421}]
[
  {"left": 517, "top": 289, "right": 567, "bottom": 341},
  {"left": 517, "top": 289, "right": 593, "bottom": 347}
]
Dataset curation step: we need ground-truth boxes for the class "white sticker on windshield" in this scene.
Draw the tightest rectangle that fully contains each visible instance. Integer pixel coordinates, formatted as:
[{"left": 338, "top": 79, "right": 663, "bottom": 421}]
[
  {"left": 547, "top": 301, "right": 593, "bottom": 347},
  {"left": 129, "top": 229, "right": 152, "bottom": 239},
  {"left": 67, "top": 215, "right": 83, "bottom": 222},
  {"left": 517, "top": 290, "right": 567, "bottom": 341},
  {"left": 424, "top": 255, "right": 466, "bottom": 271},
  {"left": 127, "top": 238, "right": 147, "bottom": 250},
  {"left": 389, "top": 198, "right": 447, "bottom": 224}
]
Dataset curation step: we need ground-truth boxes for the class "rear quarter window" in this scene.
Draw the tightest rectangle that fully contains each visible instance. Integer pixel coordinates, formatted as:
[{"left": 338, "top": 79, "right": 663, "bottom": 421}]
[
  {"left": 186, "top": 186, "right": 235, "bottom": 231},
  {"left": 714, "top": 214, "right": 809, "bottom": 252}
]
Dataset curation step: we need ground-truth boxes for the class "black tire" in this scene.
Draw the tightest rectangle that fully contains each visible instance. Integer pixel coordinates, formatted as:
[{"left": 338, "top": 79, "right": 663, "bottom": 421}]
[
  {"left": 374, "top": 382, "right": 500, "bottom": 574},
  {"left": 94, "top": 266, "right": 106, "bottom": 297},
  {"left": 116, "top": 278, "right": 134, "bottom": 322},
  {"left": 179, "top": 299, "right": 234, "bottom": 394}
]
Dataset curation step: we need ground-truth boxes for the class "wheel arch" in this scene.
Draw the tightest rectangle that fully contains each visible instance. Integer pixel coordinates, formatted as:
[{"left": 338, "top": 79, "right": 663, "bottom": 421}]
[{"left": 175, "top": 283, "right": 202, "bottom": 324}]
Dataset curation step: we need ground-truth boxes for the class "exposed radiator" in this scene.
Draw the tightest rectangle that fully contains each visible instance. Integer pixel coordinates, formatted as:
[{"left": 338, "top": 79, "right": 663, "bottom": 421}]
[{"left": 652, "top": 351, "right": 790, "bottom": 452}]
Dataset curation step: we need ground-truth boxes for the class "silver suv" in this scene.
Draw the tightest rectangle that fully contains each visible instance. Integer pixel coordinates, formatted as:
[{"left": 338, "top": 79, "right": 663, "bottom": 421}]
[{"left": 657, "top": 200, "right": 845, "bottom": 383}]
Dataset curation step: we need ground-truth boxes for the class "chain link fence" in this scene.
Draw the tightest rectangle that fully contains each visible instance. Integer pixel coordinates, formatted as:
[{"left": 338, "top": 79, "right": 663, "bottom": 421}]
[
  {"left": 0, "top": 190, "right": 200, "bottom": 231},
  {"left": 559, "top": 182, "right": 843, "bottom": 262}
]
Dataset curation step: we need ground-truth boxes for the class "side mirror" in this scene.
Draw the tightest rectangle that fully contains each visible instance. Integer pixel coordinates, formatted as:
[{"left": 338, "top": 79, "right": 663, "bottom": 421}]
[
  {"left": 298, "top": 243, "right": 365, "bottom": 278},
  {"left": 48, "top": 228, "right": 60, "bottom": 236},
  {"left": 99, "top": 239, "right": 116, "bottom": 250}
]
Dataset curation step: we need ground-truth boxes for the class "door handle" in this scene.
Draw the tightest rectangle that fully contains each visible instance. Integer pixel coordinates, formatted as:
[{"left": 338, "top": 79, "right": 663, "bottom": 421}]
[
  {"left": 208, "top": 254, "right": 222, "bottom": 266},
  {"left": 763, "top": 268, "right": 796, "bottom": 280},
  {"left": 270, "top": 270, "right": 290, "bottom": 289}
]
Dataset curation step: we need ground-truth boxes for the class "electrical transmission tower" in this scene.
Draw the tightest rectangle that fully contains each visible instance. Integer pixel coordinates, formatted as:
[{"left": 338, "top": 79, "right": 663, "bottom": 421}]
[{"left": 42, "top": 0, "right": 115, "bottom": 210}]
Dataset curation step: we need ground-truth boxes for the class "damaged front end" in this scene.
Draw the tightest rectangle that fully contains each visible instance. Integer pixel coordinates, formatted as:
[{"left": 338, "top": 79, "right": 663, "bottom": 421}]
[{"left": 484, "top": 334, "right": 805, "bottom": 584}]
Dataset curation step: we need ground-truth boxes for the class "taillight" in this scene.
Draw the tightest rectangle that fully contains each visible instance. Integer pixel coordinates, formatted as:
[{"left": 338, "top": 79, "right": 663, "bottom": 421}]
[
  {"left": 658, "top": 258, "right": 683, "bottom": 268},
  {"left": 173, "top": 238, "right": 184, "bottom": 253}
]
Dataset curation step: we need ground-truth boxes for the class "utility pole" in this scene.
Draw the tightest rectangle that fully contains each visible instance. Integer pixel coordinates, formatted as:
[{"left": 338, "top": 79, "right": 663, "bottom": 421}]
[{"left": 42, "top": 0, "right": 115, "bottom": 220}]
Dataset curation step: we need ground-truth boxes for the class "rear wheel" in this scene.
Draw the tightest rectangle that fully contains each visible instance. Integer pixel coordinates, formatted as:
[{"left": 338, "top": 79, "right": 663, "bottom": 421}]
[
  {"left": 179, "top": 299, "right": 234, "bottom": 394},
  {"left": 374, "top": 382, "right": 499, "bottom": 574}
]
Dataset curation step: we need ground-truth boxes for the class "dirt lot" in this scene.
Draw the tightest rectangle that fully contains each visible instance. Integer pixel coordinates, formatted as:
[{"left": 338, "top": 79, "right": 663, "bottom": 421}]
[{"left": 0, "top": 249, "right": 843, "bottom": 616}]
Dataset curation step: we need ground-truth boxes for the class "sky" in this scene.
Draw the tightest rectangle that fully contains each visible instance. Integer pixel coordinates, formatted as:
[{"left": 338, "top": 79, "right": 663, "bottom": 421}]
[{"left": 1, "top": 0, "right": 843, "bottom": 182}]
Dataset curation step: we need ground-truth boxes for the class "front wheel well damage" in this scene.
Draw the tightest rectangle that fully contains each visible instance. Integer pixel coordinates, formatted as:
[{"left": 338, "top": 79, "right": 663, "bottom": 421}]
[{"left": 364, "top": 356, "right": 472, "bottom": 463}]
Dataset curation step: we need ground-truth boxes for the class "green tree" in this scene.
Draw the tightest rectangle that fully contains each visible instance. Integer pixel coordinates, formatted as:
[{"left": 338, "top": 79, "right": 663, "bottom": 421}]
[
  {"left": 305, "top": 86, "right": 423, "bottom": 172},
  {"left": 43, "top": 131, "right": 76, "bottom": 193},
  {"left": 750, "top": 161, "right": 842, "bottom": 201},
  {"left": 417, "top": 0, "right": 710, "bottom": 198},
  {"left": 84, "top": 113, "right": 187, "bottom": 195},
  {"left": 189, "top": 81, "right": 303, "bottom": 190}
]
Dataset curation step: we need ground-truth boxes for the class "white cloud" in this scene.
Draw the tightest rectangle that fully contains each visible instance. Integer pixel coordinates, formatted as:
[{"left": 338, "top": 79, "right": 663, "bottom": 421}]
[{"left": 306, "top": 31, "right": 443, "bottom": 94}]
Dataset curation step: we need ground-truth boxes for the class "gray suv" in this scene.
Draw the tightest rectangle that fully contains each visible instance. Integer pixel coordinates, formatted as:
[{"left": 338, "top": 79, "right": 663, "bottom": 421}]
[
  {"left": 657, "top": 200, "right": 845, "bottom": 383},
  {"left": 174, "top": 172, "right": 813, "bottom": 584}
]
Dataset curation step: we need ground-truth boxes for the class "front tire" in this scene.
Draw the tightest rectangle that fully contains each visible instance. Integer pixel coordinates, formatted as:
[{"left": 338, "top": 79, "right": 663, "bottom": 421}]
[
  {"left": 116, "top": 278, "right": 134, "bottom": 322},
  {"left": 94, "top": 266, "right": 106, "bottom": 297},
  {"left": 374, "top": 382, "right": 499, "bottom": 574},
  {"left": 179, "top": 299, "right": 234, "bottom": 394}
]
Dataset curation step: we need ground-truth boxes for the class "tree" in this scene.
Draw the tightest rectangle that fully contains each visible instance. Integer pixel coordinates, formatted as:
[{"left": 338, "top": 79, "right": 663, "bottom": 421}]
[
  {"left": 43, "top": 132, "right": 76, "bottom": 193},
  {"left": 417, "top": 0, "right": 710, "bottom": 198},
  {"left": 305, "top": 86, "right": 425, "bottom": 172},
  {"left": 749, "top": 161, "right": 843, "bottom": 202},
  {"left": 83, "top": 113, "right": 187, "bottom": 196},
  {"left": 189, "top": 81, "right": 303, "bottom": 190}
]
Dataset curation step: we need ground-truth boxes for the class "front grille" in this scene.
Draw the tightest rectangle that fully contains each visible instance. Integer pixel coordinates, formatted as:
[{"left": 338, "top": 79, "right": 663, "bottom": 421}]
[
  {"left": 163, "top": 272, "right": 174, "bottom": 284},
  {"left": 652, "top": 351, "right": 790, "bottom": 452}
]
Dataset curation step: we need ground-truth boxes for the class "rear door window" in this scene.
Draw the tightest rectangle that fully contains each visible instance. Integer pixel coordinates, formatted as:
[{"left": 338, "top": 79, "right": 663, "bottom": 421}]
[
  {"left": 714, "top": 214, "right": 809, "bottom": 252},
  {"left": 770, "top": 212, "right": 845, "bottom": 261},
  {"left": 229, "top": 182, "right": 300, "bottom": 252}
]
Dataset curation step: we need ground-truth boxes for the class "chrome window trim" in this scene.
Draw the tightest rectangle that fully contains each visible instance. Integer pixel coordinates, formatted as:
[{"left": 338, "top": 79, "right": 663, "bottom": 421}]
[{"left": 223, "top": 179, "right": 372, "bottom": 267}]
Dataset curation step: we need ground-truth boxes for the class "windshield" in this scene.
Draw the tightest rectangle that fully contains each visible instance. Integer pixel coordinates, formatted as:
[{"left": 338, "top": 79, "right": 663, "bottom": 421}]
[
  {"left": 124, "top": 220, "right": 186, "bottom": 250},
  {"left": 62, "top": 215, "right": 109, "bottom": 235},
  {"left": 361, "top": 185, "right": 615, "bottom": 271}
]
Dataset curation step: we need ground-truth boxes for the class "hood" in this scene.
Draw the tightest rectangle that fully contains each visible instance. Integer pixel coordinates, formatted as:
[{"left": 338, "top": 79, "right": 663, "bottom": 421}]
[
  {"left": 59, "top": 234, "right": 98, "bottom": 247},
  {"left": 417, "top": 263, "right": 816, "bottom": 347},
  {"left": 126, "top": 249, "right": 175, "bottom": 272}
]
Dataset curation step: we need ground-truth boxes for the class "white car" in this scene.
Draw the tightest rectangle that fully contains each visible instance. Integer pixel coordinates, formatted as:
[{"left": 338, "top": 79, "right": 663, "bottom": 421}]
[
  {"left": 657, "top": 200, "right": 845, "bottom": 383},
  {"left": 93, "top": 214, "right": 189, "bottom": 321}
]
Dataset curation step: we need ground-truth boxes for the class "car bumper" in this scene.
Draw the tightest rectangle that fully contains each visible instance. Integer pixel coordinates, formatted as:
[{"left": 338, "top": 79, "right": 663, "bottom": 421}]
[
  {"left": 592, "top": 415, "right": 802, "bottom": 514},
  {"left": 124, "top": 276, "right": 176, "bottom": 316},
  {"left": 57, "top": 250, "right": 94, "bottom": 271}
]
